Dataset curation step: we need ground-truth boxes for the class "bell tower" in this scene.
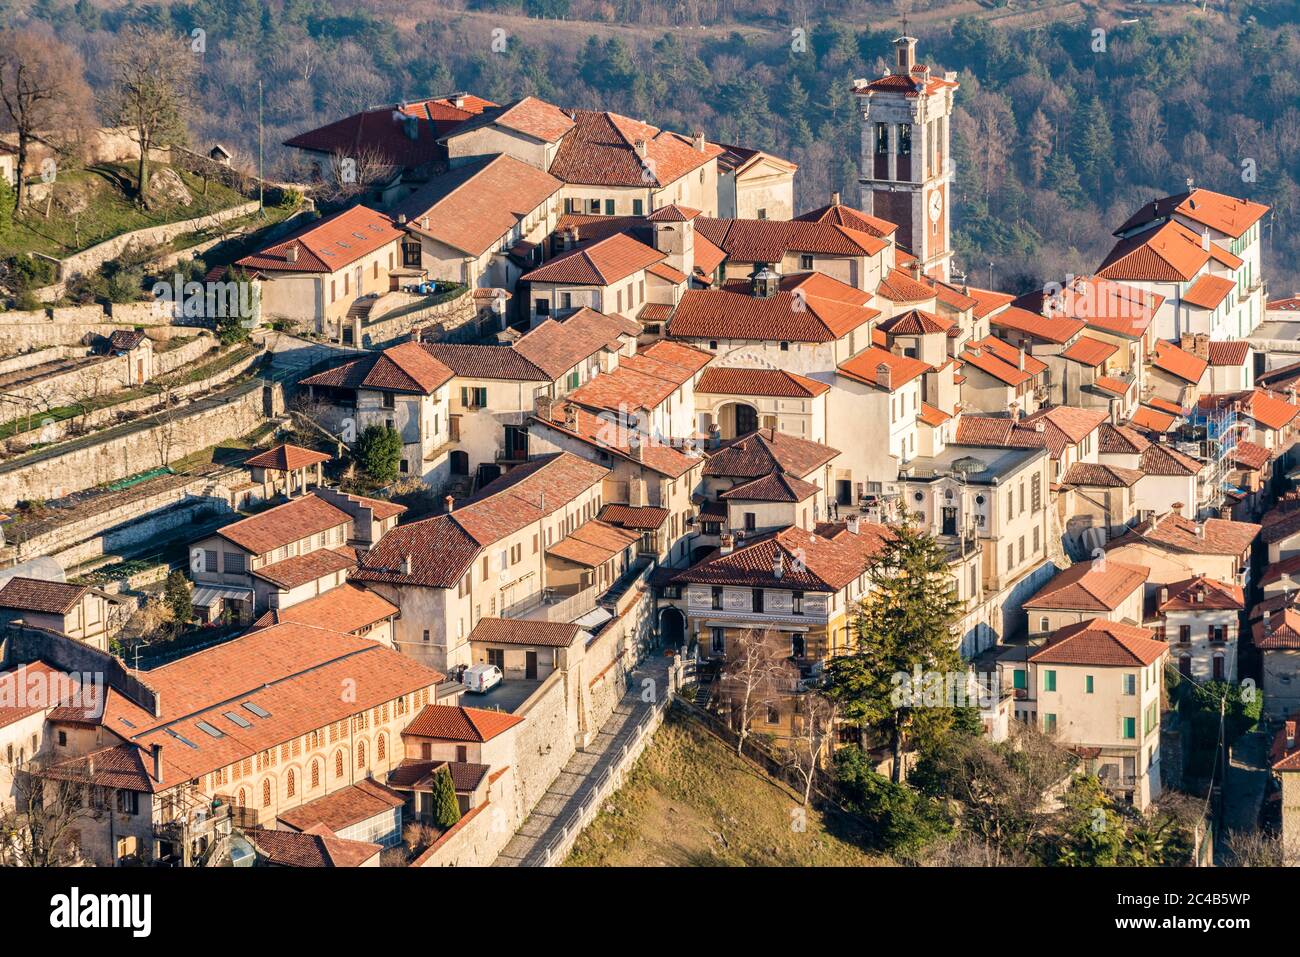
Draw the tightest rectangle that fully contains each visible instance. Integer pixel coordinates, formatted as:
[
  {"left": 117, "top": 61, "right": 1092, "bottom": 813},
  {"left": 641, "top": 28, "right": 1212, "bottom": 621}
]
[{"left": 854, "top": 35, "right": 959, "bottom": 281}]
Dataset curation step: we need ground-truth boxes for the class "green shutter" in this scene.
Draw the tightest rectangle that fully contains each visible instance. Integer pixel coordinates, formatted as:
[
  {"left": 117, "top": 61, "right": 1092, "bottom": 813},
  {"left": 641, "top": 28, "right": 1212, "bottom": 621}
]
[
  {"left": 1123, "top": 717, "right": 1136, "bottom": 740},
  {"left": 1085, "top": 675, "right": 1094, "bottom": 694},
  {"left": 1044, "top": 670, "right": 1056, "bottom": 692},
  {"left": 1013, "top": 669, "right": 1026, "bottom": 690}
]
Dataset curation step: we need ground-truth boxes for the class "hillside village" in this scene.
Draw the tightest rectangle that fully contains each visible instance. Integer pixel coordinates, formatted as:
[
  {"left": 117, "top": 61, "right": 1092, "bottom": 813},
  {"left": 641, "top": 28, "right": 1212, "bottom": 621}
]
[{"left": 1, "top": 30, "right": 1298, "bottom": 870}]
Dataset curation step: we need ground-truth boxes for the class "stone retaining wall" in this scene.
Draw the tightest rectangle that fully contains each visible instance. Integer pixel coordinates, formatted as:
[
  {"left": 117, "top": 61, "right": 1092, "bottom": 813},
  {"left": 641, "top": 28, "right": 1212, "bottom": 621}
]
[{"left": 358, "top": 289, "right": 477, "bottom": 348}]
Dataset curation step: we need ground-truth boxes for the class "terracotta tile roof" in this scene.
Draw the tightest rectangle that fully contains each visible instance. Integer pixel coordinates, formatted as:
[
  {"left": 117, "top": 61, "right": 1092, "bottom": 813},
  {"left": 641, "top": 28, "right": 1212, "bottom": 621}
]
[
  {"left": 695, "top": 367, "right": 828, "bottom": 398},
  {"left": 837, "top": 346, "right": 931, "bottom": 391},
  {"left": 420, "top": 343, "right": 547, "bottom": 381},
  {"left": 970, "top": 336, "right": 1048, "bottom": 374},
  {"left": 43, "top": 743, "right": 156, "bottom": 792},
  {"left": 794, "top": 202, "right": 897, "bottom": 238},
  {"left": 1207, "top": 340, "right": 1251, "bottom": 367},
  {"left": 598, "top": 503, "right": 670, "bottom": 530},
  {"left": 1094, "top": 375, "right": 1131, "bottom": 396},
  {"left": 1026, "top": 276, "right": 1161, "bottom": 338},
  {"left": 1260, "top": 500, "right": 1300, "bottom": 542},
  {"left": 639, "top": 302, "right": 675, "bottom": 323},
  {"left": 1098, "top": 219, "right": 1239, "bottom": 282},
  {"left": 244, "top": 444, "right": 331, "bottom": 472},
  {"left": 1151, "top": 340, "right": 1208, "bottom": 384},
  {"left": 1023, "top": 560, "right": 1149, "bottom": 611},
  {"left": 549, "top": 109, "right": 722, "bottom": 188},
  {"left": 919, "top": 403, "right": 952, "bottom": 427},
  {"left": 0, "top": 661, "right": 71, "bottom": 728},
  {"left": 234, "top": 204, "right": 402, "bottom": 275},
  {"left": 512, "top": 309, "right": 632, "bottom": 380},
  {"left": 1149, "top": 397, "right": 1185, "bottom": 415},
  {"left": 1061, "top": 462, "right": 1144, "bottom": 488},
  {"left": 393, "top": 154, "right": 561, "bottom": 257},
  {"left": 251, "top": 547, "right": 356, "bottom": 590},
  {"left": 989, "top": 306, "right": 1085, "bottom": 344},
  {"left": 387, "top": 758, "right": 489, "bottom": 792},
  {"left": 521, "top": 231, "right": 664, "bottom": 286},
  {"left": 468, "top": 617, "right": 583, "bottom": 648},
  {"left": 1158, "top": 575, "right": 1244, "bottom": 612},
  {"left": 646, "top": 203, "right": 701, "bottom": 222},
  {"left": 857, "top": 64, "right": 959, "bottom": 98},
  {"left": 719, "top": 470, "right": 820, "bottom": 503},
  {"left": 1107, "top": 513, "right": 1259, "bottom": 556},
  {"left": 0, "top": 577, "right": 88, "bottom": 615},
  {"left": 1269, "top": 296, "right": 1300, "bottom": 312},
  {"left": 694, "top": 216, "right": 888, "bottom": 261},
  {"left": 531, "top": 403, "right": 699, "bottom": 478},
  {"left": 1020, "top": 406, "right": 1109, "bottom": 454},
  {"left": 692, "top": 232, "right": 727, "bottom": 276},
  {"left": 670, "top": 522, "right": 891, "bottom": 592},
  {"left": 1116, "top": 188, "right": 1269, "bottom": 240},
  {"left": 1139, "top": 442, "right": 1203, "bottom": 477},
  {"left": 879, "top": 307, "right": 953, "bottom": 336},
  {"left": 1029, "top": 618, "right": 1166, "bottom": 667},
  {"left": 1098, "top": 422, "right": 1151, "bottom": 454},
  {"left": 958, "top": 343, "right": 1032, "bottom": 386},
  {"left": 216, "top": 494, "right": 352, "bottom": 556},
  {"left": 248, "top": 826, "right": 382, "bottom": 867},
  {"left": 964, "top": 286, "right": 1015, "bottom": 319},
  {"left": 1199, "top": 388, "right": 1300, "bottom": 431},
  {"left": 1061, "top": 335, "right": 1119, "bottom": 367},
  {"left": 355, "top": 453, "right": 607, "bottom": 588},
  {"left": 283, "top": 96, "right": 485, "bottom": 171},
  {"left": 638, "top": 338, "right": 712, "bottom": 374},
  {"left": 277, "top": 778, "right": 405, "bottom": 834},
  {"left": 443, "top": 95, "right": 574, "bottom": 144},
  {"left": 300, "top": 342, "right": 455, "bottom": 394},
  {"left": 876, "top": 267, "right": 937, "bottom": 304},
  {"left": 1257, "top": 609, "right": 1300, "bottom": 651},
  {"left": 669, "top": 272, "right": 879, "bottom": 343},
  {"left": 1182, "top": 274, "right": 1236, "bottom": 310},
  {"left": 1232, "top": 439, "right": 1272, "bottom": 471},
  {"left": 403, "top": 704, "right": 525, "bottom": 742},
  {"left": 704, "top": 428, "right": 838, "bottom": 480},
  {"left": 647, "top": 262, "right": 688, "bottom": 284},
  {"left": 1130, "top": 406, "right": 1178, "bottom": 433},
  {"left": 1260, "top": 552, "right": 1300, "bottom": 588},
  {"left": 251, "top": 584, "right": 397, "bottom": 635},
  {"left": 548, "top": 519, "right": 641, "bottom": 567},
  {"left": 714, "top": 142, "right": 797, "bottom": 175},
  {"left": 108, "top": 329, "right": 147, "bottom": 351},
  {"left": 567, "top": 365, "right": 679, "bottom": 416},
  {"left": 1270, "top": 715, "right": 1300, "bottom": 771}
]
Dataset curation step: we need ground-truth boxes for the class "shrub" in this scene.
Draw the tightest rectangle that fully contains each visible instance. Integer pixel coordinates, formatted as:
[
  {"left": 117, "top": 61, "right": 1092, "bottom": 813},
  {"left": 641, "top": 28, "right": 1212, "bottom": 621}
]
[{"left": 355, "top": 424, "right": 402, "bottom": 484}]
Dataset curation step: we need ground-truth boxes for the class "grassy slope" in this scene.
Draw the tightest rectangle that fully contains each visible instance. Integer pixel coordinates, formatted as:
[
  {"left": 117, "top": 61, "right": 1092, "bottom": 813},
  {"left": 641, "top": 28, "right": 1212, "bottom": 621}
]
[{"left": 565, "top": 711, "right": 887, "bottom": 867}]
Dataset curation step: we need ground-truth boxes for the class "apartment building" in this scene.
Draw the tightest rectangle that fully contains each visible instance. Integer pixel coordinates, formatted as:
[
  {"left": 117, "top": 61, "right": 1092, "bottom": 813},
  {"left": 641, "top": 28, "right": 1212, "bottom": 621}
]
[{"left": 1155, "top": 575, "right": 1244, "bottom": 682}]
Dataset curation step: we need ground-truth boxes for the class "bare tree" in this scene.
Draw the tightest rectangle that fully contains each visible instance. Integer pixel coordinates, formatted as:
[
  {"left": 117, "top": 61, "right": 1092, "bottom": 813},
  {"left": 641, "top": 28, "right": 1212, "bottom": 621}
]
[
  {"left": 784, "top": 692, "right": 837, "bottom": 807},
  {"left": 316, "top": 145, "right": 394, "bottom": 206},
  {"left": 102, "top": 26, "right": 195, "bottom": 204},
  {"left": 0, "top": 25, "right": 95, "bottom": 211},
  {"left": 721, "top": 628, "right": 794, "bottom": 757},
  {"left": 146, "top": 384, "right": 181, "bottom": 468},
  {"left": 0, "top": 767, "right": 88, "bottom": 867},
  {"left": 1223, "top": 828, "right": 1283, "bottom": 867}
]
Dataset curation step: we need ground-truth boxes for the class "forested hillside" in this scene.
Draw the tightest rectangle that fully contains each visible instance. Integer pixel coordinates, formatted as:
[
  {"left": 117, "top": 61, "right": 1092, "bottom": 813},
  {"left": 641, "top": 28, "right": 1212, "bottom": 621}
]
[{"left": 9, "top": 0, "right": 1300, "bottom": 292}]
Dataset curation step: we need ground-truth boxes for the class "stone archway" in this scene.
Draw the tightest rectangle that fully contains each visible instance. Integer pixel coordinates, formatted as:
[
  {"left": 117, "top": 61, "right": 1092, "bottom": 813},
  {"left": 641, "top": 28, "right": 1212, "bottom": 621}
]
[{"left": 659, "top": 606, "right": 686, "bottom": 650}]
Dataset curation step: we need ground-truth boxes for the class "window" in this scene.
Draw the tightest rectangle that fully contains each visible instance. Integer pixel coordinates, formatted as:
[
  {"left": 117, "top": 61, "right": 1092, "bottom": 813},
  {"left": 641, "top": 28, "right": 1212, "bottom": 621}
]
[
  {"left": 534, "top": 298, "right": 550, "bottom": 316},
  {"left": 311, "top": 760, "right": 320, "bottom": 789},
  {"left": 711, "top": 627, "right": 726, "bottom": 655},
  {"left": 875, "top": 122, "right": 889, "bottom": 155},
  {"left": 757, "top": 208, "right": 767, "bottom": 220},
  {"left": 1123, "top": 674, "right": 1137, "bottom": 695},
  {"left": 117, "top": 790, "right": 139, "bottom": 815},
  {"left": 711, "top": 586, "right": 723, "bottom": 610},
  {"left": 461, "top": 386, "right": 488, "bottom": 409},
  {"left": 286, "top": 769, "right": 295, "bottom": 798},
  {"left": 605, "top": 199, "right": 615, "bottom": 215},
  {"left": 633, "top": 199, "right": 643, "bottom": 216},
  {"left": 800, "top": 254, "right": 814, "bottom": 270},
  {"left": 1085, "top": 675, "right": 1094, "bottom": 694},
  {"left": 752, "top": 589, "right": 764, "bottom": 612},
  {"left": 1031, "top": 473, "right": 1042, "bottom": 511},
  {"left": 898, "top": 123, "right": 912, "bottom": 155},
  {"left": 1012, "top": 669, "right": 1026, "bottom": 690},
  {"left": 1038, "top": 616, "right": 1050, "bottom": 633},
  {"left": 792, "top": 591, "right": 804, "bottom": 615},
  {"left": 767, "top": 705, "right": 780, "bottom": 724},
  {"left": 335, "top": 750, "right": 344, "bottom": 778},
  {"left": 1043, "top": 713, "right": 1057, "bottom": 733},
  {"left": 357, "top": 741, "right": 366, "bottom": 769},
  {"left": 1178, "top": 625, "right": 1191, "bottom": 643},
  {"left": 377, "top": 733, "right": 387, "bottom": 762},
  {"left": 382, "top": 392, "right": 395, "bottom": 409},
  {"left": 204, "top": 549, "right": 218, "bottom": 573},
  {"left": 1043, "top": 670, "right": 1056, "bottom": 692},
  {"left": 1122, "top": 717, "right": 1136, "bottom": 740},
  {"left": 262, "top": 779, "right": 272, "bottom": 807}
]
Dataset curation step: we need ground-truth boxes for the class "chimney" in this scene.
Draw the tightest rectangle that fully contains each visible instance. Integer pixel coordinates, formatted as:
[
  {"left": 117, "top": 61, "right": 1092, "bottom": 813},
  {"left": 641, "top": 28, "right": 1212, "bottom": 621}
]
[
  {"left": 564, "top": 404, "right": 578, "bottom": 431},
  {"left": 397, "top": 213, "right": 408, "bottom": 225},
  {"left": 285, "top": 243, "right": 299, "bottom": 264},
  {"left": 634, "top": 139, "right": 648, "bottom": 159},
  {"left": 87, "top": 754, "right": 95, "bottom": 776},
  {"left": 876, "top": 362, "right": 893, "bottom": 391},
  {"left": 692, "top": 131, "right": 706, "bottom": 152},
  {"left": 1287, "top": 720, "right": 1296, "bottom": 751},
  {"left": 1180, "top": 332, "right": 1194, "bottom": 353},
  {"left": 831, "top": 190, "right": 842, "bottom": 206},
  {"left": 720, "top": 532, "right": 735, "bottom": 555},
  {"left": 1017, "top": 346, "right": 1026, "bottom": 371},
  {"left": 444, "top": 495, "right": 454, "bottom": 512},
  {"left": 773, "top": 552, "right": 785, "bottom": 579},
  {"left": 1195, "top": 522, "right": 1205, "bottom": 539},
  {"left": 846, "top": 514, "right": 860, "bottom": 534},
  {"left": 708, "top": 423, "right": 721, "bottom": 449},
  {"left": 151, "top": 743, "right": 163, "bottom": 784},
  {"left": 1160, "top": 585, "right": 1168, "bottom": 606},
  {"left": 452, "top": 92, "right": 466, "bottom": 109},
  {"left": 401, "top": 554, "right": 413, "bottom": 575},
  {"left": 1195, "top": 586, "right": 1204, "bottom": 603},
  {"left": 1201, "top": 228, "right": 1211, "bottom": 251}
]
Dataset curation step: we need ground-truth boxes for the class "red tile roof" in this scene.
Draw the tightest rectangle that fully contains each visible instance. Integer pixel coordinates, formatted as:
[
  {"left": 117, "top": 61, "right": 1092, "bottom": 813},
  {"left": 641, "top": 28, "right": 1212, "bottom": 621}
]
[
  {"left": 718, "top": 470, "right": 820, "bottom": 503},
  {"left": 548, "top": 519, "right": 641, "bottom": 567},
  {"left": 794, "top": 202, "right": 897, "bottom": 238},
  {"left": 703, "top": 428, "right": 839, "bottom": 480},
  {"left": 299, "top": 342, "right": 455, "bottom": 394},
  {"left": 420, "top": 343, "right": 548, "bottom": 381},
  {"left": 837, "top": 346, "right": 931, "bottom": 391},
  {"left": 235, "top": 204, "right": 402, "bottom": 275},
  {"left": 0, "top": 577, "right": 89, "bottom": 615},
  {"left": 876, "top": 267, "right": 937, "bottom": 304},
  {"left": 1257, "top": 609, "right": 1300, "bottom": 651},
  {"left": 1233, "top": 439, "right": 1273, "bottom": 471},
  {"left": 0, "top": 661, "right": 71, "bottom": 728},
  {"left": 1023, "top": 560, "right": 1149, "bottom": 612},
  {"left": 1107, "top": 513, "right": 1259, "bottom": 556},
  {"left": 251, "top": 584, "right": 397, "bottom": 635},
  {"left": 512, "top": 309, "right": 634, "bottom": 380},
  {"left": 443, "top": 95, "right": 574, "bottom": 144},
  {"left": 669, "top": 272, "right": 879, "bottom": 343},
  {"left": 277, "top": 778, "right": 405, "bottom": 833},
  {"left": 1130, "top": 406, "right": 1178, "bottom": 433},
  {"left": 251, "top": 547, "right": 356, "bottom": 590},
  {"left": 402, "top": 704, "right": 525, "bottom": 742},
  {"left": 1116, "top": 188, "right": 1269, "bottom": 241},
  {"left": 1029, "top": 618, "right": 1167, "bottom": 667},
  {"left": 1026, "top": 276, "right": 1161, "bottom": 338},
  {"left": 1061, "top": 335, "right": 1119, "bottom": 367},
  {"left": 919, "top": 403, "right": 952, "bottom": 427},
  {"left": 1199, "top": 388, "right": 1300, "bottom": 431},
  {"left": 857, "top": 64, "right": 959, "bottom": 98},
  {"left": 532, "top": 402, "right": 699, "bottom": 478},
  {"left": 695, "top": 367, "right": 829, "bottom": 398},
  {"left": 521, "top": 231, "right": 665, "bottom": 286},
  {"left": 1098, "top": 219, "right": 1240, "bottom": 282},
  {"left": 879, "top": 307, "right": 953, "bottom": 336},
  {"left": 244, "top": 444, "right": 331, "bottom": 472},
  {"left": 989, "top": 306, "right": 1085, "bottom": 344},
  {"left": 1139, "top": 442, "right": 1203, "bottom": 477},
  {"left": 467, "top": 617, "right": 583, "bottom": 648},
  {"left": 1182, "top": 274, "right": 1236, "bottom": 310},
  {"left": 597, "top": 503, "right": 670, "bottom": 530},
  {"left": 216, "top": 494, "right": 352, "bottom": 555},
  {"left": 1207, "top": 340, "right": 1251, "bottom": 367},
  {"left": 694, "top": 216, "right": 888, "bottom": 260},
  {"left": 671, "top": 522, "right": 891, "bottom": 592},
  {"left": 248, "top": 826, "right": 382, "bottom": 867},
  {"left": 1151, "top": 340, "right": 1208, "bottom": 384},
  {"left": 1158, "top": 575, "right": 1244, "bottom": 612},
  {"left": 549, "top": 110, "right": 722, "bottom": 188},
  {"left": 1061, "top": 462, "right": 1144, "bottom": 488},
  {"left": 1098, "top": 422, "right": 1151, "bottom": 454}
]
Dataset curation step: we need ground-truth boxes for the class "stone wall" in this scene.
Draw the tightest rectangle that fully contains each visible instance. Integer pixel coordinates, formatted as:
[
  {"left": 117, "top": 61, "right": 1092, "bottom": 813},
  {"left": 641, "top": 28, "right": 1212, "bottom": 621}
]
[
  {"left": 0, "top": 380, "right": 272, "bottom": 507},
  {"left": 358, "top": 289, "right": 477, "bottom": 349},
  {"left": 0, "top": 346, "right": 70, "bottom": 376}
]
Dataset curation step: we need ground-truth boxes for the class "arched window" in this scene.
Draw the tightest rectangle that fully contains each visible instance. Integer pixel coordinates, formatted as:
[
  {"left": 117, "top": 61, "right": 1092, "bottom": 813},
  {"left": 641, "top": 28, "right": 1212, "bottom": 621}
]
[
  {"left": 311, "top": 760, "right": 320, "bottom": 790},
  {"left": 357, "top": 740, "right": 366, "bottom": 770},
  {"left": 262, "top": 779, "right": 271, "bottom": 808},
  {"left": 335, "top": 750, "right": 344, "bottom": 779},
  {"left": 237, "top": 788, "right": 246, "bottom": 807},
  {"left": 286, "top": 769, "right": 296, "bottom": 799},
  {"left": 376, "top": 733, "right": 386, "bottom": 763}
]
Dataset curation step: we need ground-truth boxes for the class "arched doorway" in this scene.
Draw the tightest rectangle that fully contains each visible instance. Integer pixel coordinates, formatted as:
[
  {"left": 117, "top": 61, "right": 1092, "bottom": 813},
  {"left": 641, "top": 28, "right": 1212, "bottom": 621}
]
[
  {"left": 659, "top": 607, "right": 686, "bottom": 650},
  {"left": 719, "top": 401, "right": 759, "bottom": 439},
  {"left": 450, "top": 450, "right": 469, "bottom": 476}
]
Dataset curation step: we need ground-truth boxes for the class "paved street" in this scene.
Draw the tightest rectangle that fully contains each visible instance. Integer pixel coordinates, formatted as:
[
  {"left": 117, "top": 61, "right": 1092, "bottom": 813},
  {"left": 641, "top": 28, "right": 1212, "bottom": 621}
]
[
  {"left": 494, "top": 654, "right": 671, "bottom": 866},
  {"left": 1218, "top": 728, "right": 1269, "bottom": 862}
]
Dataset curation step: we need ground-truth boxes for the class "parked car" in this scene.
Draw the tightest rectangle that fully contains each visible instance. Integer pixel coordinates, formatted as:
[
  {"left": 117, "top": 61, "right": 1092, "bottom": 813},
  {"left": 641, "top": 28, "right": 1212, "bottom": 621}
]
[{"left": 463, "top": 663, "right": 503, "bottom": 694}]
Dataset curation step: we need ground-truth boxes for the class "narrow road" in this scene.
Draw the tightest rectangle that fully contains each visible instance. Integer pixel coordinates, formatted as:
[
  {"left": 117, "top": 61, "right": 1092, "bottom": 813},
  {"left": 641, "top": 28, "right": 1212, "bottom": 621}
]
[
  {"left": 494, "top": 654, "right": 671, "bottom": 867},
  {"left": 1217, "top": 728, "right": 1269, "bottom": 862}
]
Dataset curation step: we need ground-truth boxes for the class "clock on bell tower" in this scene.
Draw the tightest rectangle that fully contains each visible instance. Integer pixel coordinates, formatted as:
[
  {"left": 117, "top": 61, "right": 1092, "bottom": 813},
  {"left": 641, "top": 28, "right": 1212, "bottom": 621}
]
[{"left": 853, "top": 35, "right": 959, "bottom": 281}]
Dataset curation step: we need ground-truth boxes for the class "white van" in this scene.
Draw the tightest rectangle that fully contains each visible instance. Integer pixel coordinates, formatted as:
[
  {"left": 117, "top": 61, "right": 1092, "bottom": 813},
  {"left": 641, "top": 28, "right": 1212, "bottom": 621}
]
[{"left": 463, "top": 663, "right": 503, "bottom": 694}]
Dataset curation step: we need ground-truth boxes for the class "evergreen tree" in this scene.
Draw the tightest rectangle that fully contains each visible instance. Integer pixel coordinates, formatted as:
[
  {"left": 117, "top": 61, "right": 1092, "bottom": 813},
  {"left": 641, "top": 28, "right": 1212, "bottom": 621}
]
[
  {"left": 164, "top": 570, "right": 192, "bottom": 626},
  {"left": 823, "top": 521, "right": 963, "bottom": 783},
  {"left": 1025, "top": 108, "right": 1054, "bottom": 186},
  {"left": 1044, "top": 151, "right": 1084, "bottom": 207},
  {"left": 430, "top": 765, "right": 462, "bottom": 829},
  {"left": 1073, "top": 96, "right": 1113, "bottom": 195},
  {"left": 355, "top": 424, "right": 402, "bottom": 484}
]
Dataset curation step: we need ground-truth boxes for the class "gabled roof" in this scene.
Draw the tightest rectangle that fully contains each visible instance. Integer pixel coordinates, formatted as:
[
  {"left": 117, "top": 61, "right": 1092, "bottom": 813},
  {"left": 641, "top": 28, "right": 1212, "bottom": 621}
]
[
  {"left": 402, "top": 704, "right": 525, "bottom": 742},
  {"left": 1257, "top": 609, "right": 1300, "bottom": 651},
  {"left": 1021, "top": 276, "right": 1161, "bottom": 338},
  {"left": 703, "top": 428, "right": 839, "bottom": 480},
  {"left": 669, "top": 523, "right": 891, "bottom": 592},
  {"left": 1061, "top": 462, "right": 1144, "bottom": 488},
  {"left": 251, "top": 584, "right": 397, "bottom": 636},
  {"left": 794, "top": 201, "right": 897, "bottom": 238},
  {"left": 989, "top": 306, "right": 1085, "bottom": 344},
  {"left": 876, "top": 267, "right": 937, "bottom": 304},
  {"left": 879, "top": 307, "right": 953, "bottom": 336},
  {"left": 1098, "top": 219, "right": 1241, "bottom": 282},
  {"left": 1139, "top": 442, "right": 1203, "bottom": 477},
  {"left": 1098, "top": 422, "right": 1151, "bottom": 455},
  {"left": 300, "top": 342, "right": 455, "bottom": 394},
  {"left": 234, "top": 205, "right": 403, "bottom": 275},
  {"left": 511, "top": 308, "right": 633, "bottom": 380},
  {"left": 520, "top": 231, "right": 664, "bottom": 286},
  {"left": 837, "top": 346, "right": 931, "bottom": 391},
  {"left": 1151, "top": 340, "right": 1208, "bottom": 384},
  {"left": 440, "top": 95, "right": 574, "bottom": 144},
  {"left": 1023, "top": 560, "right": 1149, "bottom": 612},
  {"left": 1158, "top": 575, "right": 1244, "bottom": 612},
  {"left": 548, "top": 519, "right": 640, "bottom": 567},
  {"left": 249, "top": 826, "right": 382, "bottom": 868},
  {"left": 1232, "top": 439, "right": 1272, "bottom": 471},
  {"left": 694, "top": 216, "right": 888, "bottom": 261},
  {"left": 214, "top": 494, "right": 353, "bottom": 555},
  {"left": 696, "top": 366, "right": 829, "bottom": 399},
  {"left": 718, "top": 470, "right": 820, "bottom": 504},
  {"left": 1182, "top": 274, "right": 1236, "bottom": 311},
  {"left": 0, "top": 577, "right": 89, "bottom": 615},
  {"left": 1107, "top": 513, "right": 1259, "bottom": 557},
  {"left": 243, "top": 443, "right": 332, "bottom": 472},
  {"left": 598, "top": 503, "right": 671, "bottom": 531},
  {"left": 1116, "top": 188, "right": 1269, "bottom": 241},
  {"left": 0, "top": 661, "right": 72, "bottom": 728},
  {"left": 1199, "top": 388, "right": 1300, "bottom": 431},
  {"left": 251, "top": 547, "right": 357, "bottom": 590},
  {"left": 419, "top": 343, "right": 548, "bottom": 382},
  {"left": 531, "top": 403, "right": 699, "bottom": 478},
  {"left": 548, "top": 109, "right": 722, "bottom": 188},
  {"left": 668, "top": 272, "right": 879, "bottom": 343},
  {"left": 393, "top": 154, "right": 562, "bottom": 257},
  {"left": 467, "top": 617, "right": 583, "bottom": 648},
  {"left": 1029, "top": 618, "right": 1167, "bottom": 667}
]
